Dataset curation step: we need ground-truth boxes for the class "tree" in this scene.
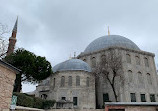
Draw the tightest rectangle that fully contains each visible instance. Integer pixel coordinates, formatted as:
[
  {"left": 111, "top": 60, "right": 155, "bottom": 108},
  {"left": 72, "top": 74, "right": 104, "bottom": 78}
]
[
  {"left": 94, "top": 49, "right": 124, "bottom": 102},
  {"left": 4, "top": 48, "right": 53, "bottom": 92},
  {"left": 0, "top": 23, "right": 9, "bottom": 58}
]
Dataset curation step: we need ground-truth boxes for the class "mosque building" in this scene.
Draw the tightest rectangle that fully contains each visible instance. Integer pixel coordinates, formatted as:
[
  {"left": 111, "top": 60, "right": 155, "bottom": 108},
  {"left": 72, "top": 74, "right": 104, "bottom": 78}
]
[
  {"left": 35, "top": 31, "right": 158, "bottom": 109},
  {"left": 4, "top": 17, "right": 158, "bottom": 109}
]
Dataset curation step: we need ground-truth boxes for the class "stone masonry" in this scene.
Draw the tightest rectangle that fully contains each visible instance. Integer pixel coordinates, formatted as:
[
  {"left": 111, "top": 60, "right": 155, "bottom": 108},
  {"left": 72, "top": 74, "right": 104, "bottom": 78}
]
[
  {"left": 36, "top": 70, "right": 96, "bottom": 109},
  {"left": 78, "top": 47, "right": 158, "bottom": 107},
  {"left": 0, "top": 60, "right": 19, "bottom": 111}
]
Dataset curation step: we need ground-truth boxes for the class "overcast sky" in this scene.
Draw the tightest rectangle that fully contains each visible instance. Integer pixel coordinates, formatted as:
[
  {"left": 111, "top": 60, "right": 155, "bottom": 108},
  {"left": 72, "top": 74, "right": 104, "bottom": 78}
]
[{"left": 1, "top": 0, "right": 158, "bottom": 93}]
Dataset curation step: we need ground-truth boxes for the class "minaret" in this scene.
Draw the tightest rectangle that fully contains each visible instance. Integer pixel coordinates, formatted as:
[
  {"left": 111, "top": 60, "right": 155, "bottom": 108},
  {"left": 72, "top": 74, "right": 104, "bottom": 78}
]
[{"left": 7, "top": 17, "right": 18, "bottom": 56}]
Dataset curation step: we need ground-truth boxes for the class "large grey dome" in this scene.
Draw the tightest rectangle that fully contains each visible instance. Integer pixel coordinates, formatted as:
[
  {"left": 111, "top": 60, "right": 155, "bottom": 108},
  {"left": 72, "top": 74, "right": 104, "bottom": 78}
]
[
  {"left": 53, "top": 59, "right": 91, "bottom": 73},
  {"left": 84, "top": 35, "right": 140, "bottom": 54}
]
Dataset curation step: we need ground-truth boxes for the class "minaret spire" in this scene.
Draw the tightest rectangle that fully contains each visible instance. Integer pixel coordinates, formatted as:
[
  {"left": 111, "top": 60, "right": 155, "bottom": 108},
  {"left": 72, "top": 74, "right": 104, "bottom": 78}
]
[
  {"left": 108, "top": 26, "right": 110, "bottom": 35},
  {"left": 13, "top": 16, "right": 18, "bottom": 32},
  {"left": 7, "top": 17, "right": 18, "bottom": 56},
  {"left": 11, "top": 16, "right": 18, "bottom": 38}
]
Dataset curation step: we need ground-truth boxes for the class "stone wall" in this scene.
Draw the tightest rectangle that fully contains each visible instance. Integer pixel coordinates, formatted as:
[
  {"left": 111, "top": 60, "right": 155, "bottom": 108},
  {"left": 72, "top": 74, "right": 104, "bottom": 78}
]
[
  {"left": 46, "top": 109, "right": 104, "bottom": 111},
  {"left": 15, "top": 106, "right": 44, "bottom": 111},
  {"left": 105, "top": 102, "right": 158, "bottom": 111},
  {"left": 105, "top": 105, "right": 158, "bottom": 111},
  {"left": 126, "top": 106, "right": 158, "bottom": 111},
  {"left": 15, "top": 106, "right": 104, "bottom": 111},
  {"left": 0, "top": 61, "right": 19, "bottom": 111}
]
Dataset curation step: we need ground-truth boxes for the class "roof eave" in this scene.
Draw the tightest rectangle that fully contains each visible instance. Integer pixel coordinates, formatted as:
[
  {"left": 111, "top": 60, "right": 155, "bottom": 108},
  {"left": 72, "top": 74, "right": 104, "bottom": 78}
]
[{"left": 0, "top": 60, "right": 21, "bottom": 74}]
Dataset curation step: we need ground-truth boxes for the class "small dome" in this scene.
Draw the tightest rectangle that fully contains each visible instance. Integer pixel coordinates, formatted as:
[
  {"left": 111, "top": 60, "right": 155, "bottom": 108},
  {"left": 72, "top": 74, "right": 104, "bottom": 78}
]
[
  {"left": 84, "top": 35, "right": 140, "bottom": 54},
  {"left": 53, "top": 59, "right": 91, "bottom": 73}
]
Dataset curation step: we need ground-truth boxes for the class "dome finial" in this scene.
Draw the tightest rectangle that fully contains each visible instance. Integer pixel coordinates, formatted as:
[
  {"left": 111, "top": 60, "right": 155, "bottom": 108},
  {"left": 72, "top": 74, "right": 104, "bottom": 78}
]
[{"left": 108, "top": 26, "right": 110, "bottom": 35}]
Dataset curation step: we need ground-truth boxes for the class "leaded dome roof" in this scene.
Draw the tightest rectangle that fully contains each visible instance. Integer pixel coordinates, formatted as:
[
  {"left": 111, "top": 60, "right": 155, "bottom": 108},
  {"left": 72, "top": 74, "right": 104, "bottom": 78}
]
[
  {"left": 84, "top": 35, "right": 140, "bottom": 54},
  {"left": 53, "top": 59, "right": 91, "bottom": 73}
]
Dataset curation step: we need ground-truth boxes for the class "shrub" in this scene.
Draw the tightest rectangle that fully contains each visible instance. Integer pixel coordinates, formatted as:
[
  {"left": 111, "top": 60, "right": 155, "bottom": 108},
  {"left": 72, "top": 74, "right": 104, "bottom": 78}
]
[
  {"left": 13, "top": 92, "right": 56, "bottom": 109},
  {"left": 13, "top": 92, "right": 34, "bottom": 107},
  {"left": 43, "top": 100, "right": 56, "bottom": 109},
  {"left": 33, "top": 97, "right": 44, "bottom": 109}
]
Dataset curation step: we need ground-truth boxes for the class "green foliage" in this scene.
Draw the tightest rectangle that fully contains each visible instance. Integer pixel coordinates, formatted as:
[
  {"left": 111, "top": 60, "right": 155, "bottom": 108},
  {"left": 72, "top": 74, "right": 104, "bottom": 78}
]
[
  {"left": 13, "top": 92, "right": 56, "bottom": 109},
  {"left": 5, "top": 48, "right": 53, "bottom": 92},
  {"left": 43, "top": 100, "right": 56, "bottom": 109},
  {"left": 5, "top": 48, "right": 52, "bottom": 82},
  {"left": 13, "top": 92, "right": 34, "bottom": 107},
  {"left": 33, "top": 97, "right": 43, "bottom": 109}
]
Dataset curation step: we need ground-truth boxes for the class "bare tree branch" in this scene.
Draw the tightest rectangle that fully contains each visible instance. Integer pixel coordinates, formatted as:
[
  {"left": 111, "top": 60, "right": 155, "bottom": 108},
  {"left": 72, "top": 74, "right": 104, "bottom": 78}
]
[
  {"left": 0, "top": 23, "right": 9, "bottom": 59},
  {"left": 94, "top": 49, "right": 124, "bottom": 102}
]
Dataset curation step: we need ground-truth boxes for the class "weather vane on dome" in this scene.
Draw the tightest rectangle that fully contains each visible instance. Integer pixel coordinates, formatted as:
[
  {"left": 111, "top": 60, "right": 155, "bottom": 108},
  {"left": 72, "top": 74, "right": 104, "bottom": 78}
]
[{"left": 108, "top": 26, "right": 110, "bottom": 35}]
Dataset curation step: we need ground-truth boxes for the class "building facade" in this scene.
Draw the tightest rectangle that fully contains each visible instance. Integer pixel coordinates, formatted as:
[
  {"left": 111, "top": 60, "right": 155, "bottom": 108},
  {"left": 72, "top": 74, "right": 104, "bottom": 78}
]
[
  {"left": 36, "top": 59, "right": 96, "bottom": 109},
  {"left": 35, "top": 34, "right": 158, "bottom": 109},
  {"left": 0, "top": 60, "right": 19, "bottom": 111},
  {"left": 0, "top": 17, "right": 19, "bottom": 111}
]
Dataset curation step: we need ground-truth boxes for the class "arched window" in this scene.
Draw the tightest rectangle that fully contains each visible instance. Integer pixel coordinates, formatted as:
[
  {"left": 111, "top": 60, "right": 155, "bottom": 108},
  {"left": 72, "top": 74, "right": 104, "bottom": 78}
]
[
  {"left": 135, "top": 56, "right": 140, "bottom": 65},
  {"left": 144, "top": 57, "right": 149, "bottom": 67},
  {"left": 68, "top": 76, "right": 72, "bottom": 86},
  {"left": 138, "top": 72, "right": 143, "bottom": 85},
  {"left": 128, "top": 70, "right": 133, "bottom": 82},
  {"left": 76, "top": 76, "right": 80, "bottom": 86},
  {"left": 54, "top": 78, "right": 56, "bottom": 88},
  {"left": 91, "top": 57, "right": 96, "bottom": 68},
  {"left": 126, "top": 54, "right": 131, "bottom": 63},
  {"left": 86, "top": 77, "right": 90, "bottom": 87},
  {"left": 147, "top": 73, "right": 152, "bottom": 85},
  {"left": 61, "top": 76, "right": 65, "bottom": 87}
]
